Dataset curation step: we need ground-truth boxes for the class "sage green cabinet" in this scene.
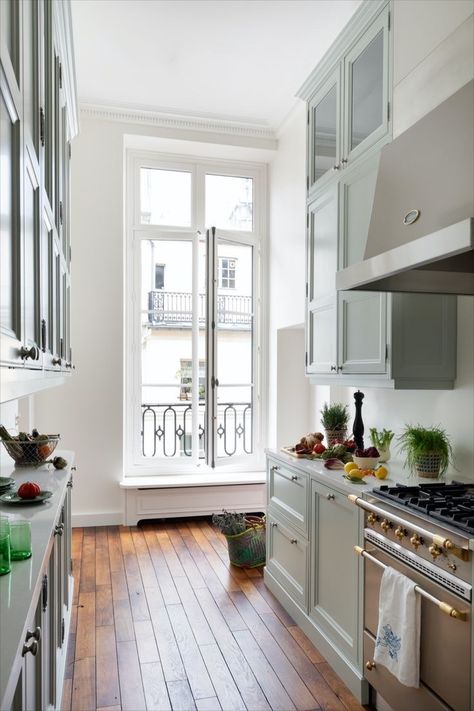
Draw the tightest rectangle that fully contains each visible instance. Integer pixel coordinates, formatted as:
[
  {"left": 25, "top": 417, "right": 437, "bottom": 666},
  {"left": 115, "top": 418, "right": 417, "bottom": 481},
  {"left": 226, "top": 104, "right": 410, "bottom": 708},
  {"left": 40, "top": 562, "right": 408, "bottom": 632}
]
[
  {"left": 266, "top": 512, "right": 309, "bottom": 613},
  {"left": 310, "top": 480, "right": 360, "bottom": 666},
  {"left": 308, "top": 68, "right": 341, "bottom": 190}
]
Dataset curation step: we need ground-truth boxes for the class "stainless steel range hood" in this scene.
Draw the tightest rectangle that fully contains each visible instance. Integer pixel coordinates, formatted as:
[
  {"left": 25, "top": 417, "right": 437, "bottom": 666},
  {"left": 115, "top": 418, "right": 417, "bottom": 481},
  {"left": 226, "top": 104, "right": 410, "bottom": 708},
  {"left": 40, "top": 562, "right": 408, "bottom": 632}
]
[{"left": 336, "top": 80, "right": 474, "bottom": 295}]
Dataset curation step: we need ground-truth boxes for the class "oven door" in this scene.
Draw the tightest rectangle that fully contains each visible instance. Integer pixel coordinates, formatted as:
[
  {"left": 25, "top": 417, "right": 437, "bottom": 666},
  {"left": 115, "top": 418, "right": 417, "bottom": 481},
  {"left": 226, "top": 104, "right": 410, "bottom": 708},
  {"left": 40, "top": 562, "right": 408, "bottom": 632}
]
[{"left": 364, "top": 544, "right": 471, "bottom": 711}]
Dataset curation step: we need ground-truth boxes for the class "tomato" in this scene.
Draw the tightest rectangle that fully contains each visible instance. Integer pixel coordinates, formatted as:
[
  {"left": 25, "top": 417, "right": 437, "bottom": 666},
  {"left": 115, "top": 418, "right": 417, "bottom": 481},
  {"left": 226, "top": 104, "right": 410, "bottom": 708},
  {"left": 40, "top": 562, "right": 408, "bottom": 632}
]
[
  {"left": 313, "top": 442, "right": 326, "bottom": 454},
  {"left": 18, "top": 481, "right": 41, "bottom": 499}
]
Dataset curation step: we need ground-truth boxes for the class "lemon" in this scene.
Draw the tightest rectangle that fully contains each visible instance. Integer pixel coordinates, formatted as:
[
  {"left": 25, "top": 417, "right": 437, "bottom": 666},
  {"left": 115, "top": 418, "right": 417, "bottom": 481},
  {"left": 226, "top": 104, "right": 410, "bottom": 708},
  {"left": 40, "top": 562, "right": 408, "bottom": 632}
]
[
  {"left": 344, "top": 461, "right": 358, "bottom": 474},
  {"left": 375, "top": 465, "right": 388, "bottom": 480}
]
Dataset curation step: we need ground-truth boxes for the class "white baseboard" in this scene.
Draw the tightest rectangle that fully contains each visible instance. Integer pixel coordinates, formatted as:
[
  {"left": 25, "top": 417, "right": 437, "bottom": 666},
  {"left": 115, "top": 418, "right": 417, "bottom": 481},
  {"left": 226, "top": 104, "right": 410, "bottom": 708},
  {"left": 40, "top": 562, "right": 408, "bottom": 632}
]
[{"left": 72, "top": 511, "right": 122, "bottom": 527}]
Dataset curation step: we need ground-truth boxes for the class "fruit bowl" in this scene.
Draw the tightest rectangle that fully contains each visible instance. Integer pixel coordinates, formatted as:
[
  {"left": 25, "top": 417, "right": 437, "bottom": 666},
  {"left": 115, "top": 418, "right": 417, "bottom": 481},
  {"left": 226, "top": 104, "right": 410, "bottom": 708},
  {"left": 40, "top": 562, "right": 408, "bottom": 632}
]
[
  {"left": 1, "top": 436, "right": 60, "bottom": 466},
  {"left": 352, "top": 455, "right": 379, "bottom": 470}
]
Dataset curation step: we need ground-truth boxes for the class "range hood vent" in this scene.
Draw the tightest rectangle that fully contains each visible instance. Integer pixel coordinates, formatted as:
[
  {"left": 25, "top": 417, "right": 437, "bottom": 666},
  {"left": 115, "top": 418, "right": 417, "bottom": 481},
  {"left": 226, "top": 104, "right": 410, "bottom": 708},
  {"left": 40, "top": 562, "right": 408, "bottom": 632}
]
[{"left": 336, "top": 80, "right": 474, "bottom": 295}]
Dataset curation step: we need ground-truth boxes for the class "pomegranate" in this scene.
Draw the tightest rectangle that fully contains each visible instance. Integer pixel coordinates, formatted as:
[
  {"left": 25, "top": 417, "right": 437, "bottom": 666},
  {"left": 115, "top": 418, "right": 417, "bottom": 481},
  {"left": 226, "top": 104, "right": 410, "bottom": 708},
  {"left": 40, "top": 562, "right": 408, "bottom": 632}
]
[{"left": 17, "top": 482, "right": 41, "bottom": 499}]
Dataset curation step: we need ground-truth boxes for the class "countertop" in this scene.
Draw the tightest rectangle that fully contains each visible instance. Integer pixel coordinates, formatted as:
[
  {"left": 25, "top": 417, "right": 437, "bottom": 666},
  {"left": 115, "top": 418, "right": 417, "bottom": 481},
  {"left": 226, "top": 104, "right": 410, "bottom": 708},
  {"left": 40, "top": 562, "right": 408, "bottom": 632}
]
[{"left": 0, "top": 451, "right": 74, "bottom": 707}]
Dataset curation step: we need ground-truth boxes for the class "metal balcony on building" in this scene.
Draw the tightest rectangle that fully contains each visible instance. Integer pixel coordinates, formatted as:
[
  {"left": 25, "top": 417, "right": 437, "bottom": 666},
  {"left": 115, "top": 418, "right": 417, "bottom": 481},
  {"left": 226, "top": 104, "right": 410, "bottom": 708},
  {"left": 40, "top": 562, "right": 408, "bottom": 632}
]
[{"left": 147, "top": 291, "right": 252, "bottom": 329}]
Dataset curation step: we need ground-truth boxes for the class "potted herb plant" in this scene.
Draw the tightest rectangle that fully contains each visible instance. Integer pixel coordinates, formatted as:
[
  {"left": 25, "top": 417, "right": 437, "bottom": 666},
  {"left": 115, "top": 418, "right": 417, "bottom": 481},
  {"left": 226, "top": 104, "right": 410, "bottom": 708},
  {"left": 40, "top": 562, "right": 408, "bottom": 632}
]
[
  {"left": 397, "top": 425, "right": 453, "bottom": 478},
  {"left": 320, "top": 402, "right": 350, "bottom": 447}
]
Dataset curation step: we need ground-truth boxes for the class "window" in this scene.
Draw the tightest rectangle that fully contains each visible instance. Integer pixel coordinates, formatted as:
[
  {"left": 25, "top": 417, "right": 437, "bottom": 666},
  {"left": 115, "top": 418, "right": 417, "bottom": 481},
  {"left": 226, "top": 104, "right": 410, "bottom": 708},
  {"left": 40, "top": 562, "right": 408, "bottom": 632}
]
[
  {"left": 219, "top": 257, "right": 236, "bottom": 289},
  {"left": 126, "top": 153, "right": 266, "bottom": 475}
]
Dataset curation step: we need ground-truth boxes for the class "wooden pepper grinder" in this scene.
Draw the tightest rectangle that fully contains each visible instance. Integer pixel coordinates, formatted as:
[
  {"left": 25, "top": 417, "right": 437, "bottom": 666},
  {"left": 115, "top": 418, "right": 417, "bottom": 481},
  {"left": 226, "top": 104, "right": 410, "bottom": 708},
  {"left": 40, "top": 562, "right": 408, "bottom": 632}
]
[{"left": 352, "top": 390, "right": 365, "bottom": 450}]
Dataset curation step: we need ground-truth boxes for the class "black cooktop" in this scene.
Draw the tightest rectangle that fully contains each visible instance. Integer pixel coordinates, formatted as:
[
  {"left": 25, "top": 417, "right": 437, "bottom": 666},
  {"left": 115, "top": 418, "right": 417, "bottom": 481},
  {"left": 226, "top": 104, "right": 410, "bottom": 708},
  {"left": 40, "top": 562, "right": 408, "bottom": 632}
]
[{"left": 372, "top": 482, "right": 474, "bottom": 535}]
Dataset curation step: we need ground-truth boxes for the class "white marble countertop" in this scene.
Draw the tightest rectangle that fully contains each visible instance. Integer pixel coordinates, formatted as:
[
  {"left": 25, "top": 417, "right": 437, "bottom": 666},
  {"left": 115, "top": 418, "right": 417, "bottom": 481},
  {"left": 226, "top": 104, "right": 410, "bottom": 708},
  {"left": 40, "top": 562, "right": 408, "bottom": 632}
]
[{"left": 0, "top": 451, "right": 74, "bottom": 707}]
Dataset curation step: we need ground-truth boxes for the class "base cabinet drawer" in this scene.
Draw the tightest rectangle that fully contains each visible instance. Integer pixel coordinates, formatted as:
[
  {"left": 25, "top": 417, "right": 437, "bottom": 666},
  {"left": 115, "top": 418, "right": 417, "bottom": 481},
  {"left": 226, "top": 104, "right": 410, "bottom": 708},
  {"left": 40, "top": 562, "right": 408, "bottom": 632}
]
[
  {"left": 268, "top": 460, "right": 308, "bottom": 534},
  {"left": 363, "top": 632, "right": 450, "bottom": 711},
  {"left": 266, "top": 514, "right": 308, "bottom": 611}
]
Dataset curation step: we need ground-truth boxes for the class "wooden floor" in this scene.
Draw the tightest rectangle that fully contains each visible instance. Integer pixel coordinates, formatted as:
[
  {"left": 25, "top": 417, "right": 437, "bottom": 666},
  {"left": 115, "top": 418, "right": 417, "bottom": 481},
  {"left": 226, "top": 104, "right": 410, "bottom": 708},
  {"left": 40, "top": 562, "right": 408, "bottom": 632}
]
[{"left": 63, "top": 520, "right": 369, "bottom": 711}]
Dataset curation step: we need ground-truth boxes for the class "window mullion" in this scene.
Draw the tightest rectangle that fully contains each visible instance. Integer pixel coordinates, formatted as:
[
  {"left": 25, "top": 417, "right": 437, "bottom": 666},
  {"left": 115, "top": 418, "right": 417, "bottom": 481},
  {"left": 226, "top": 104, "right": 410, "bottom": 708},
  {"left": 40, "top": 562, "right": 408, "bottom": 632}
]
[
  {"left": 191, "top": 231, "right": 200, "bottom": 465},
  {"left": 205, "top": 226, "right": 217, "bottom": 468}
]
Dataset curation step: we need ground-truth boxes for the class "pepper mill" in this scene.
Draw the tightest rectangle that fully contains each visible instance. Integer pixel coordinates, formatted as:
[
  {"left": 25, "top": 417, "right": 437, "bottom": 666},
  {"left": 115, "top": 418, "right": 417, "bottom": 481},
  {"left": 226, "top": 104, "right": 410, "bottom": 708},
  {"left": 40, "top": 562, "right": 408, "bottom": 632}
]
[{"left": 352, "top": 390, "right": 365, "bottom": 450}]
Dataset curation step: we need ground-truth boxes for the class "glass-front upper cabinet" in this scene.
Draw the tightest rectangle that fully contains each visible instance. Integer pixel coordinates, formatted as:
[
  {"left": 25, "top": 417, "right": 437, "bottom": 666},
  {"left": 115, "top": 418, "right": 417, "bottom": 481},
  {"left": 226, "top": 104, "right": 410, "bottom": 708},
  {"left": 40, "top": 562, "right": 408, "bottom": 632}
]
[
  {"left": 308, "top": 68, "right": 341, "bottom": 190},
  {"left": 343, "top": 5, "right": 390, "bottom": 165}
]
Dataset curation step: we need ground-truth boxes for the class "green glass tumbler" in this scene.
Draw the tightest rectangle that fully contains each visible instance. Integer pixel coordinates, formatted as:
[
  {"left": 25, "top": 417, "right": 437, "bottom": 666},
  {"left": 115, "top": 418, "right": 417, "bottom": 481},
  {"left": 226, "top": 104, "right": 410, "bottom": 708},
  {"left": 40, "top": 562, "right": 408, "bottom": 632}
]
[
  {"left": 9, "top": 520, "right": 32, "bottom": 560},
  {"left": 0, "top": 518, "right": 11, "bottom": 575}
]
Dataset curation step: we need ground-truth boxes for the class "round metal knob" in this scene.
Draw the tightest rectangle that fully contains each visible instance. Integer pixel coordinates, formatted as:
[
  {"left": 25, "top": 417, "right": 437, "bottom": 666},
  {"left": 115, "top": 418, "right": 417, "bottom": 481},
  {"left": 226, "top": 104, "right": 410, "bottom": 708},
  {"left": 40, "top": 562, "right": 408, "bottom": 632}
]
[
  {"left": 429, "top": 544, "right": 442, "bottom": 559},
  {"left": 271, "top": 522, "right": 277, "bottom": 528},
  {"left": 365, "top": 660, "right": 376, "bottom": 671},
  {"left": 410, "top": 533, "right": 421, "bottom": 550},
  {"left": 381, "top": 518, "right": 390, "bottom": 533},
  {"left": 341, "top": 158, "right": 348, "bottom": 165},
  {"left": 271, "top": 465, "right": 280, "bottom": 472},
  {"left": 19, "top": 345, "right": 40, "bottom": 360},
  {"left": 54, "top": 523, "right": 64, "bottom": 536},
  {"left": 330, "top": 365, "right": 337, "bottom": 372},
  {"left": 290, "top": 539, "right": 298, "bottom": 545},
  {"left": 395, "top": 526, "right": 405, "bottom": 541},
  {"left": 337, "top": 366, "right": 343, "bottom": 372},
  {"left": 65, "top": 361, "right": 72, "bottom": 368},
  {"left": 367, "top": 513, "right": 378, "bottom": 526},
  {"left": 332, "top": 163, "right": 340, "bottom": 171},
  {"left": 327, "top": 493, "right": 335, "bottom": 501},
  {"left": 25, "top": 627, "right": 41, "bottom": 643},
  {"left": 52, "top": 357, "right": 62, "bottom": 366},
  {"left": 22, "top": 640, "right": 38, "bottom": 657}
]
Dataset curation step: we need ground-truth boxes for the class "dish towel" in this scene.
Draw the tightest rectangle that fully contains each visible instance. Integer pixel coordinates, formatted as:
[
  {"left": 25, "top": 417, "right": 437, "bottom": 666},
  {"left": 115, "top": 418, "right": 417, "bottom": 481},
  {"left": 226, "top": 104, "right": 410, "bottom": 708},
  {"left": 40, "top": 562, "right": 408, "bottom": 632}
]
[{"left": 373, "top": 566, "right": 421, "bottom": 688}]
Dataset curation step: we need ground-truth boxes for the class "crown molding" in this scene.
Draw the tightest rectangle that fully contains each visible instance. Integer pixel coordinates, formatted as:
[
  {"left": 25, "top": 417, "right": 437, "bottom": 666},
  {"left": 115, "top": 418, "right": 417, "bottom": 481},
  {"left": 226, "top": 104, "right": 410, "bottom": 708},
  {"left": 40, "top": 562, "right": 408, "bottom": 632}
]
[{"left": 79, "top": 101, "right": 278, "bottom": 145}]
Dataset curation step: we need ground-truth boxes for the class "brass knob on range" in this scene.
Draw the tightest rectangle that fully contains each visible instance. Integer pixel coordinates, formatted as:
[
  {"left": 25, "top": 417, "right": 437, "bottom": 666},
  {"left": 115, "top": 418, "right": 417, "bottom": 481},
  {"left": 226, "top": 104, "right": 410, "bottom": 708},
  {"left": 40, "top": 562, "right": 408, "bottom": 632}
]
[
  {"left": 381, "top": 518, "right": 390, "bottom": 533},
  {"left": 395, "top": 526, "right": 405, "bottom": 541},
  {"left": 367, "top": 513, "right": 378, "bottom": 526},
  {"left": 410, "top": 533, "right": 422, "bottom": 550},
  {"left": 365, "top": 660, "right": 376, "bottom": 671},
  {"left": 429, "top": 544, "right": 442, "bottom": 559}
]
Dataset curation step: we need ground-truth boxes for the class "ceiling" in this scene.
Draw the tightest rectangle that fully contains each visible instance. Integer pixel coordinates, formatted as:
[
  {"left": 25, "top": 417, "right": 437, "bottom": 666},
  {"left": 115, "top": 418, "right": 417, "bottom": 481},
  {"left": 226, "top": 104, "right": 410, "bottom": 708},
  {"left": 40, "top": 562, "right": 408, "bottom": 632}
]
[{"left": 71, "top": 0, "right": 360, "bottom": 132}]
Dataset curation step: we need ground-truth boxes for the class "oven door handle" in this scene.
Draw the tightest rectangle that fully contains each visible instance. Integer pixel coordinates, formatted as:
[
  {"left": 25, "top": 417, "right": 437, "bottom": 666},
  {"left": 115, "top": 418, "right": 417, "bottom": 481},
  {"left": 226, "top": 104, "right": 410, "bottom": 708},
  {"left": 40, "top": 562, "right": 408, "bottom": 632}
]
[
  {"left": 354, "top": 546, "right": 468, "bottom": 621},
  {"left": 348, "top": 495, "right": 469, "bottom": 562}
]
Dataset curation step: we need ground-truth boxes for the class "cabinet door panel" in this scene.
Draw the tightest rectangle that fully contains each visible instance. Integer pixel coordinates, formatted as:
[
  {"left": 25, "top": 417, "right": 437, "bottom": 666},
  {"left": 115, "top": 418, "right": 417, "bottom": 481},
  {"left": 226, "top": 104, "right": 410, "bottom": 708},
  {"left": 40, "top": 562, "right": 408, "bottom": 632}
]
[
  {"left": 24, "top": 159, "right": 42, "bottom": 358},
  {"left": 308, "top": 68, "right": 341, "bottom": 190},
  {"left": 308, "top": 188, "right": 338, "bottom": 303},
  {"left": 267, "top": 514, "right": 308, "bottom": 611},
  {"left": 23, "top": 0, "right": 40, "bottom": 160},
  {"left": 311, "top": 482, "right": 359, "bottom": 663},
  {"left": 307, "top": 302, "right": 337, "bottom": 374},
  {"left": 343, "top": 5, "right": 390, "bottom": 165},
  {"left": 338, "top": 291, "right": 387, "bottom": 374}
]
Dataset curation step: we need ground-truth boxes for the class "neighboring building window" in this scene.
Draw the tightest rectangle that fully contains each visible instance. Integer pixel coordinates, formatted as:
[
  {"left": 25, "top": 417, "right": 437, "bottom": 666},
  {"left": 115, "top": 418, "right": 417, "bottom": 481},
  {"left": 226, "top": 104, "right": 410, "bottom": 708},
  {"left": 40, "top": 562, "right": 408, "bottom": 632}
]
[
  {"left": 155, "top": 264, "right": 165, "bottom": 290},
  {"left": 219, "top": 257, "right": 236, "bottom": 289},
  {"left": 125, "top": 152, "right": 265, "bottom": 474}
]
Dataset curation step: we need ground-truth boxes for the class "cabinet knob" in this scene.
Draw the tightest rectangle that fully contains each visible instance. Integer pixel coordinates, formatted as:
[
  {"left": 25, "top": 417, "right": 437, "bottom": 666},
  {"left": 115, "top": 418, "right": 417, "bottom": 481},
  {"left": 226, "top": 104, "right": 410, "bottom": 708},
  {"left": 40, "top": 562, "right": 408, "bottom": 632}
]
[
  {"left": 271, "top": 522, "right": 278, "bottom": 528},
  {"left": 25, "top": 627, "right": 41, "bottom": 643},
  {"left": 341, "top": 158, "right": 348, "bottom": 165},
  {"left": 271, "top": 465, "right": 280, "bottom": 472},
  {"left": 22, "top": 640, "right": 38, "bottom": 657},
  {"left": 337, "top": 366, "right": 343, "bottom": 372},
  {"left": 52, "top": 357, "right": 62, "bottom": 366},
  {"left": 19, "top": 345, "right": 40, "bottom": 361},
  {"left": 330, "top": 365, "right": 337, "bottom": 372},
  {"left": 291, "top": 475, "right": 298, "bottom": 481},
  {"left": 332, "top": 163, "right": 341, "bottom": 171},
  {"left": 365, "top": 660, "right": 376, "bottom": 671},
  {"left": 290, "top": 538, "right": 298, "bottom": 545},
  {"left": 326, "top": 493, "right": 335, "bottom": 501},
  {"left": 54, "top": 523, "right": 64, "bottom": 536}
]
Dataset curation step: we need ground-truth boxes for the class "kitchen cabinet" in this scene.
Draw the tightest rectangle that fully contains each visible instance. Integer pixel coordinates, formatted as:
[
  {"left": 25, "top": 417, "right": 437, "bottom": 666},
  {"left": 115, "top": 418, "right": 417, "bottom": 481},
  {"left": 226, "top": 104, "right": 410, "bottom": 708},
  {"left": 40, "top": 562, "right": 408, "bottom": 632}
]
[
  {"left": 0, "top": 0, "right": 77, "bottom": 401},
  {"left": 0, "top": 456, "right": 74, "bottom": 711},
  {"left": 306, "top": 2, "right": 390, "bottom": 197}
]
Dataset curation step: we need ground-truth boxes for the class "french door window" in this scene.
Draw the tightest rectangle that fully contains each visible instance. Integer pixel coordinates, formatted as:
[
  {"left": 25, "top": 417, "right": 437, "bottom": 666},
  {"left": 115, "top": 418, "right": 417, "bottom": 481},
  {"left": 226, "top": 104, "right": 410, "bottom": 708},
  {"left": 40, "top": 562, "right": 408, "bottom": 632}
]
[{"left": 125, "top": 153, "right": 266, "bottom": 474}]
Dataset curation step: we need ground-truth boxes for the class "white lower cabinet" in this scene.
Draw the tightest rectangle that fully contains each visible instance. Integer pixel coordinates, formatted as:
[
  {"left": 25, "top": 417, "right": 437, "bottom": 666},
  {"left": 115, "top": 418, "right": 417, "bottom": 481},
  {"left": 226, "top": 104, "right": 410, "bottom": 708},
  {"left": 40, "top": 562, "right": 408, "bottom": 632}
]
[{"left": 264, "top": 454, "right": 367, "bottom": 703}]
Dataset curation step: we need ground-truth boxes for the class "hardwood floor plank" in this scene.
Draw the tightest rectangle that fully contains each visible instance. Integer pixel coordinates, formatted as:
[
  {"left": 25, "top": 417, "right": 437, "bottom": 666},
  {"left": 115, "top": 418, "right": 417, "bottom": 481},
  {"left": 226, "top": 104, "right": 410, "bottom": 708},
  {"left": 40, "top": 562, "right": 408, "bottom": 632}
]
[
  {"left": 166, "top": 680, "right": 197, "bottom": 711},
  {"left": 65, "top": 633, "right": 75, "bottom": 676},
  {"left": 288, "top": 626, "right": 326, "bottom": 665},
  {"left": 96, "top": 625, "right": 121, "bottom": 708},
  {"left": 194, "top": 587, "right": 270, "bottom": 711},
  {"left": 96, "top": 584, "right": 114, "bottom": 626},
  {"left": 167, "top": 603, "right": 215, "bottom": 699},
  {"left": 96, "top": 541, "right": 111, "bottom": 587},
  {"left": 142, "top": 524, "right": 181, "bottom": 605},
  {"left": 317, "top": 662, "right": 367, "bottom": 711},
  {"left": 117, "top": 640, "right": 147, "bottom": 711},
  {"left": 131, "top": 527, "right": 160, "bottom": 588},
  {"left": 96, "top": 707, "right": 121, "bottom": 711},
  {"left": 119, "top": 525, "right": 136, "bottom": 556},
  {"left": 237, "top": 577, "right": 274, "bottom": 615},
  {"left": 195, "top": 698, "right": 222, "bottom": 711},
  {"left": 145, "top": 587, "right": 187, "bottom": 682},
  {"left": 141, "top": 661, "right": 172, "bottom": 711},
  {"left": 252, "top": 577, "right": 296, "bottom": 627},
  {"left": 71, "top": 657, "right": 96, "bottom": 711},
  {"left": 107, "top": 526, "right": 125, "bottom": 573},
  {"left": 166, "top": 524, "right": 207, "bottom": 589},
  {"left": 95, "top": 527, "right": 109, "bottom": 549},
  {"left": 76, "top": 591, "right": 96, "bottom": 659},
  {"left": 124, "top": 552, "right": 150, "bottom": 621},
  {"left": 199, "top": 643, "right": 246, "bottom": 711},
  {"left": 186, "top": 522, "right": 241, "bottom": 592},
  {"left": 233, "top": 629, "right": 297, "bottom": 711},
  {"left": 134, "top": 619, "right": 160, "bottom": 664},
  {"left": 174, "top": 575, "right": 214, "bottom": 646},
  {"left": 111, "top": 568, "right": 129, "bottom": 601},
  {"left": 231, "top": 591, "right": 319, "bottom": 711},
  {"left": 79, "top": 527, "right": 96, "bottom": 593},
  {"left": 156, "top": 525, "right": 187, "bottom": 579},
  {"left": 113, "top": 596, "right": 135, "bottom": 643},
  {"left": 60, "top": 676, "right": 72, "bottom": 711}
]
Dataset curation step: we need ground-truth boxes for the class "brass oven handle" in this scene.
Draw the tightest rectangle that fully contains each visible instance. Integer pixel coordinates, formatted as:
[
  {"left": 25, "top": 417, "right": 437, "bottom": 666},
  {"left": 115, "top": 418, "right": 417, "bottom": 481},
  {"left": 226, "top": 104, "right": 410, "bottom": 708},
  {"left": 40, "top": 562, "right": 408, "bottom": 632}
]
[
  {"left": 354, "top": 546, "right": 468, "bottom": 621},
  {"left": 348, "top": 495, "right": 469, "bottom": 561}
]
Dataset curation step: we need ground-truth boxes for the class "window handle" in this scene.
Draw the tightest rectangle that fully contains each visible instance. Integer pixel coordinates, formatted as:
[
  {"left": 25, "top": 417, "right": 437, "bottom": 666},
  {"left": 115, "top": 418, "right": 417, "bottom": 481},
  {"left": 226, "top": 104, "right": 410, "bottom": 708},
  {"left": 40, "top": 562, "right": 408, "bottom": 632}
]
[{"left": 211, "top": 376, "right": 219, "bottom": 388}]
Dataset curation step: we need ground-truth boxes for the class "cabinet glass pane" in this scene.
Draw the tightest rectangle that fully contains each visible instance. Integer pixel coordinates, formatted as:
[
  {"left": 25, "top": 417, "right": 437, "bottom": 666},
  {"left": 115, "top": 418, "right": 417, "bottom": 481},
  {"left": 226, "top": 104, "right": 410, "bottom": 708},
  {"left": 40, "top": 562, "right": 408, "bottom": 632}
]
[
  {"left": 206, "top": 175, "right": 253, "bottom": 232},
  {"left": 24, "top": 170, "right": 40, "bottom": 346},
  {"left": 45, "top": 2, "right": 54, "bottom": 204},
  {"left": 351, "top": 30, "right": 383, "bottom": 150},
  {"left": 0, "top": 0, "right": 19, "bottom": 80},
  {"left": 0, "top": 93, "right": 16, "bottom": 334},
  {"left": 24, "top": 0, "right": 39, "bottom": 153},
  {"left": 313, "top": 85, "right": 337, "bottom": 181},
  {"left": 140, "top": 168, "right": 191, "bottom": 226},
  {"left": 311, "top": 196, "right": 337, "bottom": 302}
]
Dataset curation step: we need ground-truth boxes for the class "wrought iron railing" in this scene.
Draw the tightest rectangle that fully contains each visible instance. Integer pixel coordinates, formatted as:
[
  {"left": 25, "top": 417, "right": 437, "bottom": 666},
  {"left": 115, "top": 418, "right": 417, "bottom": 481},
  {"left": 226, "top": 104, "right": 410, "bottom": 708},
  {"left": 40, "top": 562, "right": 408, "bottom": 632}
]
[
  {"left": 147, "top": 291, "right": 252, "bottom": 329},
  {"left": 141, "top": 402, "right": 252, "bottom": 458}
]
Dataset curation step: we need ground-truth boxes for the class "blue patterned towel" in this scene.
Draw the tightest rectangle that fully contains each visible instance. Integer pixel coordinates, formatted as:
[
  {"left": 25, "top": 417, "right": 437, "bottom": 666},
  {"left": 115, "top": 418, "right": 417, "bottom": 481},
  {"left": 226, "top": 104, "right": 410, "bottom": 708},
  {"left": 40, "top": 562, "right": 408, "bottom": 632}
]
[{"left": 373, "top": 566, "right": 421, "bottom": 687}]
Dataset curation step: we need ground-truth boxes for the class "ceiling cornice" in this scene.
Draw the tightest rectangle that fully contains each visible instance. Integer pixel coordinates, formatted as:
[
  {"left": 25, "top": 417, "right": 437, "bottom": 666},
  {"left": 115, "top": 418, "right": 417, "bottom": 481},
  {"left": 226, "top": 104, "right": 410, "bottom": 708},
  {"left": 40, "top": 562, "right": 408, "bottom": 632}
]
[{"left": 79, "top": 101, "right": 278, "bottom": 145}]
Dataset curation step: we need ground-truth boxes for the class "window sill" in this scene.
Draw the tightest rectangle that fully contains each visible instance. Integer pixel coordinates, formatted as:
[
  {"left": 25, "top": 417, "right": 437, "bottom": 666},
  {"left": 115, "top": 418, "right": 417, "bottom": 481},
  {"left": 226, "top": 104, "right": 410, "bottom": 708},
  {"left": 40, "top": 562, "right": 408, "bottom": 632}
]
[{"left": 120, "top": 470, "right": 266, "bottom": 489}]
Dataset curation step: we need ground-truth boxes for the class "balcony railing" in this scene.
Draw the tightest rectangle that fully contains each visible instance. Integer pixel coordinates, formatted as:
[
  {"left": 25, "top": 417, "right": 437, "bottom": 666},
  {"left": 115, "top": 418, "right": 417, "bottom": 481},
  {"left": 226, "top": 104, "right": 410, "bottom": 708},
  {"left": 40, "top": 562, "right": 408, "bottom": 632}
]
[
  {"left": 141, "top": 402, "right": 252, "bottom": 458},
  {"left": 147, "top": 291, "right": 252, "bottom": 329}
]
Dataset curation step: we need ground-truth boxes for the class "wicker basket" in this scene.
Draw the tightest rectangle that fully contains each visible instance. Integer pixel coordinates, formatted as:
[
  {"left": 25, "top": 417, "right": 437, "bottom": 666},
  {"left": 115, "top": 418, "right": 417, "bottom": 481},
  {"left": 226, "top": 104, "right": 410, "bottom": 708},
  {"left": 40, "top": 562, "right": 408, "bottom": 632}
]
[
  {"left": 225, "top": 515, "right": 266, "bottom": 568},
  {"left": 415, "top": 452, "right": 441, "bottom": 478},
  {"left": 1, "top": 436, "right": 60, "bottom": 466},
  {"left": 325, "top": 429, "right": 347, "bottom": 447}
]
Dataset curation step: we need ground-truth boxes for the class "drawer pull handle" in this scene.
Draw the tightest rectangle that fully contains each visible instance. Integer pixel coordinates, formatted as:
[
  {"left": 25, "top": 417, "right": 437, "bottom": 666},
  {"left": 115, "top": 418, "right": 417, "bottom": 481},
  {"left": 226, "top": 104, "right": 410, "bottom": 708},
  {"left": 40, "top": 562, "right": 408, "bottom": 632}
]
[
  {"left": 22, "top": 640, "right": 38, "bottom": 657},
  {"left": 25, "top": 627, "right": 41, "bottom": 643},
  {"left": 290, "top": 538, "right": 298, "bottom": 545},
  {"left": 271, "top": 465, "right": 280, "bottom": 472},
  {"left": 327, "top": 493, "right": 335, "bottom": 501},
  {"left": 291, "top": 475, "right": 298, "bottom": 481},
  {"left": 365, "top": 660, "right": 376, "bottom": 671}
]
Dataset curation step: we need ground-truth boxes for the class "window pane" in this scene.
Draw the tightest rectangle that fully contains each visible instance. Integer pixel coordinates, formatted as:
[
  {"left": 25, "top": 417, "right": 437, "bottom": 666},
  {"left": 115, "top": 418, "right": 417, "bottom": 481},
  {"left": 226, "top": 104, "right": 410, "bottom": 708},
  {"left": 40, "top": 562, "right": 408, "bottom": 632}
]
[
  {"left": 140, "top": 168, "right": 191, "bottom": 226},
  {"left": 206, "top": 175, "right": 253, "bottom": 232}
]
